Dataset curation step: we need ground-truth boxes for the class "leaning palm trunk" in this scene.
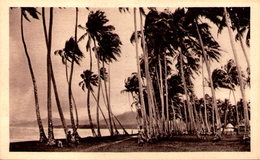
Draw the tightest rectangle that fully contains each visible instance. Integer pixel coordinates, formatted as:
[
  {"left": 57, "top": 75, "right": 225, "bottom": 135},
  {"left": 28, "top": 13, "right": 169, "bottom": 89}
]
[
  {"left": 87, "top": 90, "right": 97, "bottom": 137},
  {"left": 93, "top": 39, "right": 113, "bottom": 136},
  {"left": 239, "top": 36, "right": 250, "bottom": 70},
  {"left": 102, "top": 61, "right": 114, "bottom": 136},
  {"left": 179, "top": 50, "right": 196, "bottom": 133},
  {"left": 133, "top": 8, "right": 148, "bottom": 136},
  {"left": 224, "top": 8, "right": 249, "bottom": 134},
  {"left": 90, "top": 91, "right": 110, "bottom": 129},
  {"left": 50, "top": 58, "right": 68, "bottom": 136},
  {"left": 42, "top": 7, "right": 55, "bottom": 145},
  {"left": 194, "top": 19, "right": 221, "bottom": 133},
  {"left": 20, "top": 10, "right": 47, "bottom": 142},
  {"left": 140, "top": 9, "right": 158, "bottom": 138},
  {"left": 201, "top": 58, "right": 210, "bottom": 133}
]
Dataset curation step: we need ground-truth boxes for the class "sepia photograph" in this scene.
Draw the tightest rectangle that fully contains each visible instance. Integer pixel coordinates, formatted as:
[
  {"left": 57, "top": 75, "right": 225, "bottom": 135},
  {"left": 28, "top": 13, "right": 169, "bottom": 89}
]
[{"left": 1, "top": 0, "right": 260, "bottom": 159}]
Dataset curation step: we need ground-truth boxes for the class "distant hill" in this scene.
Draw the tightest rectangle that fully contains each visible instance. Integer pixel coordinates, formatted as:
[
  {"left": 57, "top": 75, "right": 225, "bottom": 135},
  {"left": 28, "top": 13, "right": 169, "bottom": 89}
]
[
  {"left": 100, "top": 111, "right": 138, "bottom": 129},
  {"left": 11, "top": 111, "right": 138, "bottom": 129}
]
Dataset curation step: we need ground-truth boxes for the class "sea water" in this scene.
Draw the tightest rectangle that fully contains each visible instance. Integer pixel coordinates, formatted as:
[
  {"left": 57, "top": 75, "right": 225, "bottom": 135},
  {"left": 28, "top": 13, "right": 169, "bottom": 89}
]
[{"left": 10, "top": 126, "right": 137, "bottom": 142}]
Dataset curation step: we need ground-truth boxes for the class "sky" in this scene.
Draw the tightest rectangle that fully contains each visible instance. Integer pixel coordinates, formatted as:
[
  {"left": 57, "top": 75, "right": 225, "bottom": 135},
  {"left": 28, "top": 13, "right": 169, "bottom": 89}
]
[{"left": 9, "top": 7, "right": 250, "bottom": 125}]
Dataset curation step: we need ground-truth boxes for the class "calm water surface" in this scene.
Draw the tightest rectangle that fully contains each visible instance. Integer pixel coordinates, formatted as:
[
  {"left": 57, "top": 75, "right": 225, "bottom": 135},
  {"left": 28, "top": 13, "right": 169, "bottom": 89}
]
[{"left": 10, "top": 126, "right": 137, "bottom": 142}]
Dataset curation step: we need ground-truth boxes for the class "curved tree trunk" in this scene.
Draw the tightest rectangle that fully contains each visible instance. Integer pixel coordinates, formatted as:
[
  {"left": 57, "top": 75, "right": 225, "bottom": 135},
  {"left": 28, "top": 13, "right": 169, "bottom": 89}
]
[
  {"left": 42, "top": 7, "right": 55, "bottom": 145},
  {"left": 87, "top": 90, "right": 97, "bottom": 137},
  {"left": 67, "top": 8, "right": 80, "bottom": 135},
  {"left": 50, "top": 57, "right": 68, "bottom": 137},
  {"left": 21, "top": 10, "right": 47, "bottom": 142},
  {"left": 93, "top": 39, "right": 114, "bottom": 136},
  {"left": 224, "top": 8, "right": 249, "bottom": 134},
  {"left": 102, "top": 61, "right": 114, "bottom": 136},
  {"left": 194, "top": 19, "right": 221, "bottom": 134}
]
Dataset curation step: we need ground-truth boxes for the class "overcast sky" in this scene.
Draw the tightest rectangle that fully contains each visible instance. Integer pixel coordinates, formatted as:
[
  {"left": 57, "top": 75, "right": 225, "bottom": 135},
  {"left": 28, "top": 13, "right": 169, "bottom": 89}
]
[{"left": 9, "top": 7, "right": 250, "bottom": 125}]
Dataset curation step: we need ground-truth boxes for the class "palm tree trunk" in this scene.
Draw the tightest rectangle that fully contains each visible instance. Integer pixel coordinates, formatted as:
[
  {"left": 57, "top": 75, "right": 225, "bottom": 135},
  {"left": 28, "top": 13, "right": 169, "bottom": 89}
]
[
  {"left": 87, "top": 90, "right": 97, "bottom": 137},
  {"left": 179, "top": 50, "right": 195, "bottom": 133},
  {"left": 239, "top": 36, "right": 250, "bottom": 69},
  {"left": 201, "top": 58, "right": 210, "bottom": 133},
  {"left": 182, "top": 96, "right": 188, "bottom": 132},
  {"left": 158, "top": 54, "right": 165, "bottom": 133},
  {"left": 111, "top": 113, "right": 129, "bottom": 135},
  {"left": 139, "top": 9, "right": 157, "bottom": 138},
  {"left": 164, "top": 55, "right": 170, "bottom": 134},
  {"left": 224, "top": 90, "right": 231, "bottom": 127},
  {"left": 224, "top": 8, "right": 249, "bottom": 134},
  {"left": 194, "top": 19, "right": 221, "bottom": 133},
  {"left": 42, "top": 7, "right": 55, "bottom": 145},
  {"left": 133, "top": 8, "right": 148, "bottom": 136},
  {"left": 67, "top": 8, "right": 79, "bottom": 135},
  {"left": 93, "top": 39, "right": 113, "bottom": 136},
  {"left": 21, "top": 10, "right": 47, "bottom": 142},
  {"left": 50, "top": 57, "right": 68, "bottom": 136},
  {"left": 102, "top": 60, "right": 114, "bottom": 136},
  {"left": 87, "top": 46, "right": 101, "bottom": 137},
  {"left": 232, "top": 89, "right": 239, "bottom": 125},
  {"left": 90, "top": 90, "right": 110, "bottom": 131}
]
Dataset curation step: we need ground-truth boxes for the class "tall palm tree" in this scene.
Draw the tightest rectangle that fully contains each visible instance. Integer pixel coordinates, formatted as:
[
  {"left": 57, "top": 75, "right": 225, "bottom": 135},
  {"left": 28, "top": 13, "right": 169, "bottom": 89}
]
[
  {"left": 79, "top": 69, "right": 98, "bottom": 136},
  {"left": 224, "top": 8, "right": 250, "bottom": 134},
  {"left": 67, "top": 8, "right": 81, "bottom": 136},
  {"left": 185, "top": 8, "right": 223, "bottom": 134},
  {"left": 42, "top": 7, "right": 55, "bottom": 145},
  {"left": 79, "top": 10, "right": 120, "bottom": 136},
  {"left": 20, "top": 7, "right": 47, "bottom": 142},
  {"left": 54, "top": 37, "right": 84, "bottom": 136},
  {"left": 133, "top": 7, "right": 147, "bottom": 135},
  {"left": 201, "top": 59, "right": 210, "bottom": 133}
]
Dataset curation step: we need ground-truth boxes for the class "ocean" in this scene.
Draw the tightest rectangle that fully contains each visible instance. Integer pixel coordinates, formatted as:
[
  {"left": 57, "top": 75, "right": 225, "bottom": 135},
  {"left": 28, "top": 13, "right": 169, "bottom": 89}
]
[{"left": 10, "top": 126, "right": 137, "bottom": 142}]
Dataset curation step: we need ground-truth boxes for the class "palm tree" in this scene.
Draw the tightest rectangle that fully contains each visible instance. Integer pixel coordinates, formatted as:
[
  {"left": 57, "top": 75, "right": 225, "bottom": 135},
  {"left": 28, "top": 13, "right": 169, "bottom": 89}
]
[
  {"left": 79, "top": 69, "right": 110, "bottom": 134},
  {"left": 54, "top": 37, "right": 84, "bottom": 136},
  {"left": 20, "top": 7, "right": 47, "bottom": 142},
  {"left": 185, "top": 8, "right": 223, "bottom": 134},
  {"left": 133, "top": 7, "right": 147, "bottom": 135},
  {"left": 67, "top": 8, "right": 81, "bottom": 136},
  {"left": 224, "top": 8, "right": 250, "bottom": 134},
  {"left": 79, "top": 69, "right": 98, "bottom": 136},
  {"left": 79, "top": 10, "right": 120, "bottom": 136},
  {"left": 42, "top": 7, "right": 55, "bottom": 145}
]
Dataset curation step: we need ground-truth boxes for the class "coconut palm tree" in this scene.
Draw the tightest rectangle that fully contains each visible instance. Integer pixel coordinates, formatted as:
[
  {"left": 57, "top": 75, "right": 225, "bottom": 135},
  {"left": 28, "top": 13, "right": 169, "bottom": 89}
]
[
  {"left": 54, "top": 37, "right": 84, "bottom": 136},
  {"left": 133, "top": 7, "right": 147, "bottom": 135},
  {"left": 185, "top": 8, "right": 224, "bottom": 134},
  {"left": 79, "top": 10, "right": 121, "bottom": 136},
  {"left": 42, "top": 7, "right": 55, "bottom": 145},
  {"left": 224, "top": 8, "right": 250, "bottom": 134},
  {"left": 79, "top": 69, "right": 110, "bottom": 135},
  {"left": 79, "top": 69, "right": 97, "bottom": 136},
  {"left": 20, "top": 7, "right": 47, "bottom": 142}
]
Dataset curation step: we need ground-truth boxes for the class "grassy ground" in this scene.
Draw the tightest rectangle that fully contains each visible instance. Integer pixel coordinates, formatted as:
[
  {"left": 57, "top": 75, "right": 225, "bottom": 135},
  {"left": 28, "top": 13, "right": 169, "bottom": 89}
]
[{"left": 10, "top": 134, "right": 250, "bottom": 152}]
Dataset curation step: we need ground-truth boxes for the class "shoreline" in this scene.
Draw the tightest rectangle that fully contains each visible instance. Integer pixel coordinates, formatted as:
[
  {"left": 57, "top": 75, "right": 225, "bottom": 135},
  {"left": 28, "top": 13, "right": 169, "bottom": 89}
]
[{"left": 10, "top": 134, "right": 250, "bottom": 152}]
